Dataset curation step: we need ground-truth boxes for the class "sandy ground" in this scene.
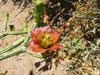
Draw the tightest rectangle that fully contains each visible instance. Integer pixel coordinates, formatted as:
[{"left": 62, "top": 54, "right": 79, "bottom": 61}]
[{"left": 0, "top": 0, "right": 68, "bottom": 75}]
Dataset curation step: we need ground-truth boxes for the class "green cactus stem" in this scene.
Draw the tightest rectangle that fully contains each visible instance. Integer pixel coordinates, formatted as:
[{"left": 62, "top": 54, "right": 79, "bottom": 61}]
[
  {"left": 22, "top": 20, "right": 27, "bottom": 31},
  {"left": 26, "top": 49, "right": 43, "bottom": 58},
  {"left": 3, "top": 12, "right": 9, "bottom": 32},
  {"left": 33, "top": 0, "right": 43, "bottom": 25},
  {"left": 0, "top": 31, "right": 27, "bottom": 39},
  {"left": 0, "top": 37, "right": 25, "bottom": 54},
  {"left": 0, "top": 47, "right": 26, "bottom": 61}
]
